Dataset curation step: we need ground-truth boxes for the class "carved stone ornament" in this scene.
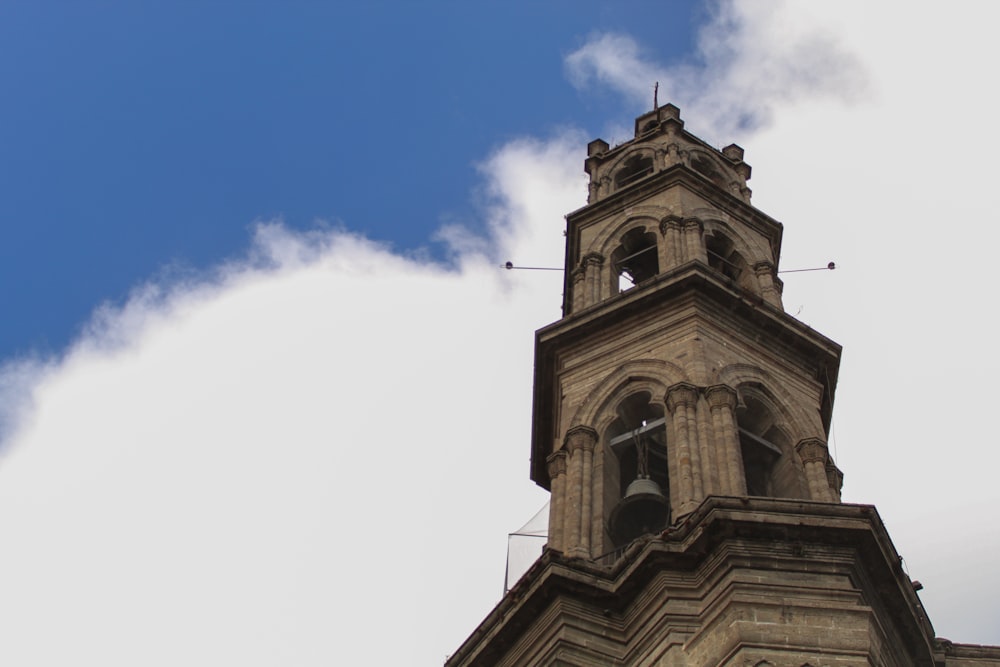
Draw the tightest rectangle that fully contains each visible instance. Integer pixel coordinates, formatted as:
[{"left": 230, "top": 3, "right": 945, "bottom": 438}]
[
  {"left": 682, "top": 217, "right": 704, "bottom": 233},
  {"left": 666, "top": 382, "right": 700, "bottom": 412},
  {"left": 795, "top": 437, "right": 829, "bottom": 464},
  {"left": 546, "top": 449, "right": 568, "bottom": 478},
  {"left": 564, "top": 425, "right": 598, "bottom": 454},
  {"left": 659, "top": 214, "right": 684, "bottom": 235},
  {"left": 705, "top": 384, "right": 737, "bottom": 409},
  {"left": 753, "top": 261, "right": 775, "bottom": 277}
]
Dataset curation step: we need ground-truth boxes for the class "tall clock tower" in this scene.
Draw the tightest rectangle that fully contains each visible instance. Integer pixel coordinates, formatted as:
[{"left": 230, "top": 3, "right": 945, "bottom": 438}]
[{"left": 447, "top": 106, "right": 1000, "bottom": 666}]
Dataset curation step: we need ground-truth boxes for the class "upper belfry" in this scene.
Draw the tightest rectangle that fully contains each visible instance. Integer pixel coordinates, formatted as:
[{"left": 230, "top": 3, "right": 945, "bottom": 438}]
[
  {"left": 563, "top": 103, "right": 784, "bottom": 317},
  {"left": 584, "top": 104, "right": 752, "bottom": 205}
]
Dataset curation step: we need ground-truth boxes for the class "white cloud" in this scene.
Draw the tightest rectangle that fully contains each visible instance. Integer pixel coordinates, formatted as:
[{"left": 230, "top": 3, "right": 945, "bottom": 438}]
[
  {"left": 4, "top": 2, "right": 1000, "bottom": 663},
  {"left": 0, "top": 135, "right": 580, "bottom": 665},
  {"left": 565, "top": 0, "right": 868, "bottom": 142}
]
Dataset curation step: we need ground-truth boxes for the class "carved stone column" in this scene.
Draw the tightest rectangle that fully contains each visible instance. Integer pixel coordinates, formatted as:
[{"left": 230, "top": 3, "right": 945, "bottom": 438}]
[
  {"left": 664, "top": 143, "right": 680, "bottom": 168},
  {"left": 565, "top": 425, "right": 597, "bottom": 557},
  {"left": 826, "top": 461, "right": 844, "bottom": 502},
  {"left": 581, "top": 253, "right": 604, "bottom": 308},
  {"left": 666, "top": 383, "right": 700, "bottom": 515},
  {"left": 696, "top": 393, "right": 719, "bottom": 496},
  {"left": 659, "top": 214, "right": 684, "bottom": 270},
  {"left": 705, "top": 384, "right": 746, "bottom": 496},
  {"left": 684, "top": 217, "right": 707, "bottom": 264},
  {"left": 753, "top": 261, "right": 783, "bottom": 309},
  {"left": 796, "top": 437, "right": 833, "bottom": 502},
  {"left": 545, "top": 450, "right": 568, "bottom": 552},
  {"left": 570, "top": 266, "right": 586, "bottom": 314}
]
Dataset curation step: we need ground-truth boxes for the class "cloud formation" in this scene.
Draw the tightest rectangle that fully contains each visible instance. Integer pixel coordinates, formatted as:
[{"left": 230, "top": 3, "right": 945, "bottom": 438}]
[
  {"left": 566, "top": 1, "right": 868, "bottom": 141},
  {"left": 3, "top": 2, "right": 1000, "bottom": 664},
  {"left": 0, "top": 134, "right": 580, "bottom": 665}
]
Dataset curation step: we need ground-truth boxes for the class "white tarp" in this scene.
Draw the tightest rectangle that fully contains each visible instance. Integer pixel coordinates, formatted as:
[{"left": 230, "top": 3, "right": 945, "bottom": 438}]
[{"left": 504, "top": 502, "right": 549, "bottom": 592}]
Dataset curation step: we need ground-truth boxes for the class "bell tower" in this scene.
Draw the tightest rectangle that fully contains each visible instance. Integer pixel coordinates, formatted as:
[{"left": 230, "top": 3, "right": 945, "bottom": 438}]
[
  {"left": 533, "top": 103, "right": 841, "bottom": 565},
  {"left": 447, "top": 106, "right": 1000, "bottom": 666}
]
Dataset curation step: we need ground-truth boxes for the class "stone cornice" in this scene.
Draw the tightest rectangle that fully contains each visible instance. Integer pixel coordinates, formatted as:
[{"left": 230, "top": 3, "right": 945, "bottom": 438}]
[{"left": 446, "top": 498, "right": 942, "bottom": 667}]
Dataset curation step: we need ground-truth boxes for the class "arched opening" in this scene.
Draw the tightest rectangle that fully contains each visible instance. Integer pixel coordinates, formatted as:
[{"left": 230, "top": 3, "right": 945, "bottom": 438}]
[
  {"left": 735, "top": 387, "right": 803, "bottom": 498},
  {"left": 690, "top": 152, "right": 727, "bottom": 189},
  {"left": 612, "top": 227, "right": 659, "bottom": 293},
  {"left": 605, "top": 392, "right": 669, "bottom": 548},
  {"left": 614, "top": 153, "right": 654, "bottom": 190},
  {"left": 705, "top": 231, "right": 755, "bottom": 293}
]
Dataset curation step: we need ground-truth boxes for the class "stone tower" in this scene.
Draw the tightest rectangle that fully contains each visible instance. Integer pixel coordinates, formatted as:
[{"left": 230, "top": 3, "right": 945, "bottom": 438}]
[{"left": 446, "top": 106, "right": 1000, "bottom": 666}]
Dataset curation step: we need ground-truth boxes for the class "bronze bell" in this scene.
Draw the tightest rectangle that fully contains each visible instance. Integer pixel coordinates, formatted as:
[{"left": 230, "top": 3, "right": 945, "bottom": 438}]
[{"left": 608, "top": 475, "right": 669, "bottom": 546}]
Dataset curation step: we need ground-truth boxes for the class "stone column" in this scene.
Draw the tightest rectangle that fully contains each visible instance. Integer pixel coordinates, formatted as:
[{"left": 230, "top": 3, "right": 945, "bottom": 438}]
[
  {"left": 582, "top": 253, "right": 604, "bottom": 308},
  {"left": 666, "top": 383, "right": 700, "bottom": 515},
  {"left": 545, "top": 450, "right": 568, "bottom": 552},
  {"left": 696, "top": 394, "right": 719, "bottom": 496},
  {"left": 659, "top": 215, "right": 684, "bottom": 270},
  {"left": 705, "top": 384, "right": 746, "bottom": 496},
  {"left": 664, "top": 143, "right": 681, "bottom": 168},
  {"left": 565, "top": 425, "right": 597, "bottom": 557},
  {"left": 570, "top": 266, "right": 586, "bottom": 314},
  {"left": 796, "top": 438, "right": 833, "bottom": 502},
  {"left": 753, "top": 261, "right": 783, "bottom": 309},
  {"left": 684, "top": 217, "right": 707, "bottom": 264},
  {"left": 826, "top": 461, "right": 844, "bottom": 502}
]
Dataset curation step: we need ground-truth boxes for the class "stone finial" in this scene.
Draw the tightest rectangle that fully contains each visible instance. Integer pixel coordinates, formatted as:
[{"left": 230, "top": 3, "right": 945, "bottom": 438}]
[
  {"left": 722, "top": 144, "right": 744, "bottom": 161},
  {"left": 588, "top": 139, "right": 609, "bottom": 157},
  {"left": 660, "top": 103, "right": 681, "bottom": 121}
]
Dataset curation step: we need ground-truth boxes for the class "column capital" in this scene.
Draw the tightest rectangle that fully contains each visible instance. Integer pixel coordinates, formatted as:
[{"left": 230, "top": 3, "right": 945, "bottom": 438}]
[
  {"left": 826, "top": 461, "right": 844, "bottom": 494},
  {"left": 705, "top": 384, "right": 738, "bottom": 409},
  {"left": 581, "top": 252, "right": 604, "bottom": 268},
  {"left": 659, "top": 214, "right": 684, "bottom": 234},
  {"left": 795, "top": 437, "right": 829, "bottom": 464},
  {"left": 753, "top": 260, "right": 775, "bottom": 276},
  {"left": 666, "top": 382, "right": 700, "bottom": 411},
  {"left": 564, "top": 425, "right": 598, "bottom": 454},
  {"left": 682, "top": 216, "right": 704, "bottom": 233},
  {"left": 546, "top": 449, "right": 568, "bottom": 478}
]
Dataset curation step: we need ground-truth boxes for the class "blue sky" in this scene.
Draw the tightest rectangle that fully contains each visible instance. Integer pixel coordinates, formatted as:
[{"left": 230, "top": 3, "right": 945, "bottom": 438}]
[
  {"left": 0, "top": 1, "right": 700, "bottom": 357},
  {"left": 2, "top": 2, "right": 1000, "bottom": 664}
]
